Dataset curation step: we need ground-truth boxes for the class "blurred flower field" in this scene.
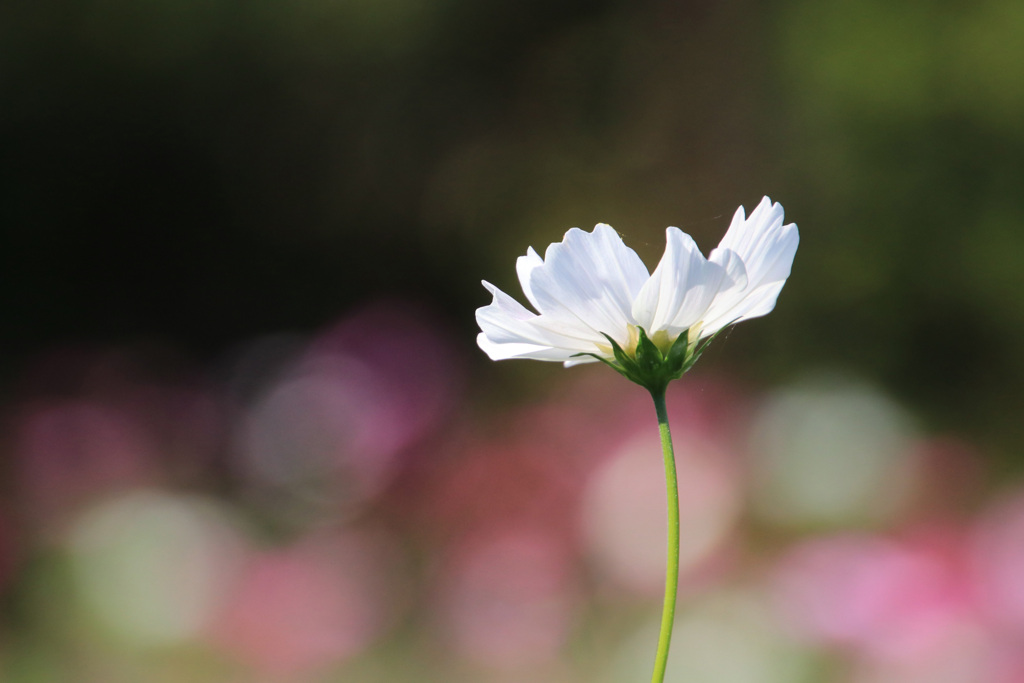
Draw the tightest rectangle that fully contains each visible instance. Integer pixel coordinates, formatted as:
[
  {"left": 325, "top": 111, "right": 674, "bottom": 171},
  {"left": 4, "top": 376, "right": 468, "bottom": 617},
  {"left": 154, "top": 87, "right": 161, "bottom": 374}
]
[
  {"left": 3, "top": 0, "right": 1024, "bottom": 680},
  {"left": 0, "top": 299, "right": 1019, "bottom": 682}
]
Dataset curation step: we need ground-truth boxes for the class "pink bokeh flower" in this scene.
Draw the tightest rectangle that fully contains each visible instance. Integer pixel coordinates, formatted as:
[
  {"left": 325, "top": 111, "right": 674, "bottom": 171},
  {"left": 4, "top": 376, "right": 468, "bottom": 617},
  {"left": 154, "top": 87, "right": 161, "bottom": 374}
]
[
  {"left": 434, "top": 527, "right": 579, "bottom": 668},
  {"left": 774, "top": 492, "right": 1024, "bottom": 681},
  {"left": 234, "top": 299, "right": 464, "bottom": 522},
  {"left": 210, "top": 529, "right": 404, "bottom": 675}
]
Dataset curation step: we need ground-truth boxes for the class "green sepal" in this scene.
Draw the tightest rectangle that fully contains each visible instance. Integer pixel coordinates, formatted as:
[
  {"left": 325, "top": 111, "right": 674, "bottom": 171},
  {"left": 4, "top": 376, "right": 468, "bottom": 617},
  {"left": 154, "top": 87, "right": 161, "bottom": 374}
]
[
  {"left": 572, "top": 350, "right": 634, "bottom": 382},
  {"left": 634, "top": 327, "right": 665, "bottom": 375},
  {"left": 601, "top": 333, "right": 633, "bottom": 368},
  {"left": 573, "top": 325, "right": 725, "bottom": 394},
  {"left": 666, "top": 329, "right": 693, "bottom": 371}
]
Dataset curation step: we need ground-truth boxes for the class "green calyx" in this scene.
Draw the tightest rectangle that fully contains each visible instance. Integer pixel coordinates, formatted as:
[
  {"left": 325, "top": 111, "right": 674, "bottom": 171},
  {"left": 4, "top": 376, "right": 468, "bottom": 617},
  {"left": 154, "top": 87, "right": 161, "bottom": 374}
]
[{"left": 576, "top": 326, "right": 721, "bottom": 394}]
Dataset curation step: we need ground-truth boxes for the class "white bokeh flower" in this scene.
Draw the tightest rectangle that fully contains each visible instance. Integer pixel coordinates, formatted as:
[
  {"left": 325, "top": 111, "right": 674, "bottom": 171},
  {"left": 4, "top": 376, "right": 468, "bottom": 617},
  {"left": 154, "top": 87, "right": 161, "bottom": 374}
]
[{"left": 476, "top": 196, "right": 799, "bottom": 375}]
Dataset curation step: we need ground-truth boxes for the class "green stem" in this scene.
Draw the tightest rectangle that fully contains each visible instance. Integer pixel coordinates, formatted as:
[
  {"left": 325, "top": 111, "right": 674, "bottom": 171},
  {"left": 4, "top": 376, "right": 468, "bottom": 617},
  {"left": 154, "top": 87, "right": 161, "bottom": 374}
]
[{"left": 649, "top": 388, "right": 679, "bottom": 683}]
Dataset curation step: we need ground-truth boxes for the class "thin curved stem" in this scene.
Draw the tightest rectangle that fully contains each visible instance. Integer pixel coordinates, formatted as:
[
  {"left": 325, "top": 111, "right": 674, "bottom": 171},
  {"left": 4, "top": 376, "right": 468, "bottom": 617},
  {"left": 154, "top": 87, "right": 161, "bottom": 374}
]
[{"left": 650, "top": 388, "right": 679, "bottom": 683}]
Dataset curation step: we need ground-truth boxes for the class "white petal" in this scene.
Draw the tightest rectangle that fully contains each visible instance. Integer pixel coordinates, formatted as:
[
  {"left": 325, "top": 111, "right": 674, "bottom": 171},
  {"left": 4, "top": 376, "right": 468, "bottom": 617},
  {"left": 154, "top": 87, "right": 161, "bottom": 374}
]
[
  {"left": 563, "top": 355, "right": 601, "bottom": 367},
  {"left": 516, "top": 247, "right": 544, "bottom": 311},
  {"left": 476, "top": 333, "right": 579, "bottom": 362},
  {"left": 476, "top": 281, "right": 588, "bottom": 350},
  {"left": 717, "top": 197, "right": 796, "bottom": 289},
  {"left": 631, "top": 228, "right": 733, "bottom": 336},
  {"left": 711, "top": 247, "right": 749, "bottom": 293},
  {"left": 699, "top": 198, "right": 798, "bottom": 335},
  {"left": 475, "top": 281, "right": 610, "bottom": 363},
  {"left": 526, "top": 224, "right": 650, "bottom": 345},
  {"left": 717, "top": 197, "right": 785, "bottom": 257},
  {"left": 717, "top": 280, "right": 786, "bottom": 324},
  {"left": 742, "top": 220, "right": 799, "bottom": 289}
]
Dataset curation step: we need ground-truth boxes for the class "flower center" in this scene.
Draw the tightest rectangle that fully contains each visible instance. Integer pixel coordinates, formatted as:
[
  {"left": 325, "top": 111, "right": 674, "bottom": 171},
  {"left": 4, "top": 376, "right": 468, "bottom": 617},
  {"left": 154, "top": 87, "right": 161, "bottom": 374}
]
[
  {"left": 594, "top": 323, "right": 704, "bottom": 361},
  {"left": 622, "top": 326, "right": 677, "bottom": 358}
]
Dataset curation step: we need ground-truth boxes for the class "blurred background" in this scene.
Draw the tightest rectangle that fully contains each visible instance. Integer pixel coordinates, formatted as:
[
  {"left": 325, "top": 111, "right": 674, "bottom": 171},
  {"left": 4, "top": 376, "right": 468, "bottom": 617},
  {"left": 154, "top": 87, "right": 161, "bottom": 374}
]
[{"left": 2, "top": 0, "right": 1024, "bottom": 681}]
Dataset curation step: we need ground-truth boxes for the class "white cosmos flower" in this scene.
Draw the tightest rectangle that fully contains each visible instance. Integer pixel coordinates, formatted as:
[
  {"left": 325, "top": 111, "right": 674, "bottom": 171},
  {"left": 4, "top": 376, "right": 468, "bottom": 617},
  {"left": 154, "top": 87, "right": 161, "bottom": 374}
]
[{"left": 476, "top": 196, "right": 798, "bottom": 368}]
